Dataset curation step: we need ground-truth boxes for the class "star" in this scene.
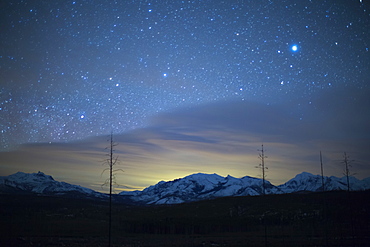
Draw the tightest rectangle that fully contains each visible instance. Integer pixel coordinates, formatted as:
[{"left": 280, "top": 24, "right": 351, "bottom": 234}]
[
  {"left": 0, "top": 0, "right": 369, "bottom": 151},
  {"left": 291, "top": 45, "right": 298, "bottom": 52}
]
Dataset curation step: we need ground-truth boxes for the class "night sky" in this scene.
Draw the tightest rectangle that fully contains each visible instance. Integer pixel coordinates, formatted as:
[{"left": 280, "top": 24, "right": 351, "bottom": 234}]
[{"left": 1, "top": 0, "right": 369, "bottom": 192}]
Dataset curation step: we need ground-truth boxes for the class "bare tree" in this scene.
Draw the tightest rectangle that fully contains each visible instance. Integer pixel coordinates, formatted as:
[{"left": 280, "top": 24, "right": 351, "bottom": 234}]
[
  {"left": 341, "top": 152, "right": 354, "bottom": 192},
  {"left": 320, "top": 151, "right": 325, "bottom": 192},
  {"left": 341, "top": 152, "right": 357, "bottom": 246},
  {"left": 102, "top": 132, "right": 123, "bottom": 247},
  {"left": 256, "top": 144, "right": 268, "bottom": 195},
  {"left": 320, "top": 151, "right": 329, "bottom": 246},
  {"left": 256, "top": 144, "right": 269, "bottom": 247}
]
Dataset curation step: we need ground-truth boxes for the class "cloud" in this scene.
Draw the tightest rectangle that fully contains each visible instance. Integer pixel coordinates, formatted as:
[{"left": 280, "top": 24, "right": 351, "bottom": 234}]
[{"left": 1, "top": 93, "right": 369, "bottom": 191}]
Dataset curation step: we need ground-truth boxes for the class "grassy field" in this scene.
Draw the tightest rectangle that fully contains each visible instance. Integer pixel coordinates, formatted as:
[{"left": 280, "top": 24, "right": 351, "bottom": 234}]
[{"left": 1, "top": 190, "right": 369, "bottom": 246}]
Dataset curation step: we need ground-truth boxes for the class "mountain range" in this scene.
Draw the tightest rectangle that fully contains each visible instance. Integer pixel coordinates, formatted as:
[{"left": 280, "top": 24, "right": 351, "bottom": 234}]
[
  {"left": 1, "top": 171, "right": 369, "bottom": 204},
  {"left": 119, "top": 172, "right": 370, "bottom": 204}
]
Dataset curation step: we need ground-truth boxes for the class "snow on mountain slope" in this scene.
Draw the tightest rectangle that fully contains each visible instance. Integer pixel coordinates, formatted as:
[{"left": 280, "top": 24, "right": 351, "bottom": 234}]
[
  {"left": 120, "top": 172, "right": 370, "bottom": 205},
  {"left": 277, "top": 172, "right": 326, "bottom": 193},
  {"left": 277, "top": 172, "right": 370, "bottom": 193},
  {"left": 331, "top": 175, "right": 369, "bottom": 191},
  {"left": 119, "top": 173, "right": 283, "bottom": 204},
  {"left": 0, "top": 171, "right": 106, "bottom": 198},
  {"left": 2, "top": 171, "right": 369, "bottom": 205}
]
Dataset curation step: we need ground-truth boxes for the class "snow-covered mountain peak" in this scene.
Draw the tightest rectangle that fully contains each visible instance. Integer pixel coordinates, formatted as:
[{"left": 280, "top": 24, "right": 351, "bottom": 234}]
[
  {"left": 1, "top": 171, "right": 106, "bottom": 199},
  {"left": 294, "top": 171, "right": 315, "bottom": 178},
  {"left": 7, "top": 171, "right": 55, "bottom": 183},
  {"left": 182, "top": 173, "right": 224, "bottom": 183},
  {"left": 119, "top": 173, "right": 282, "bottom": 204},
  {"left": 277, "top": 172, "right": 370, "bottom": 193},
  {"left": 277, "top": 172, "right": 324, "bottom": 193}
]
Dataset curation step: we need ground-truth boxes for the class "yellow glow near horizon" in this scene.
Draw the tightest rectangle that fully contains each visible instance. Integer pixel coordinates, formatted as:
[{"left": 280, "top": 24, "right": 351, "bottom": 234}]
[{"left": 1, "top": 125, "right": 369, "bottom": 193}]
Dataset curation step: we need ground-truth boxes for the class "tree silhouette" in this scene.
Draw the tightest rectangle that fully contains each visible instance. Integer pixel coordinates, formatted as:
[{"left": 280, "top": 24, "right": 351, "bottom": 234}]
[
  {"left": 256, "top": 144, "right": 268, "bottom": 247},
  {"left": 320, "top": 151, "right": 325, "bottom": 192},
  {"left": 256, "top": 144, "right": 268, "bottom": 195},
  {"left": 341, "top": 152, "right": 357, "bottom": 246},
  {"left": 320, "top": 151, "right": 329, "bottom": 246},
  {"left": 101, "top": 132, "right": 123, "bottom": 247},
  {"left": 341, "top": 152, "right": 354, "bottom": 192}
]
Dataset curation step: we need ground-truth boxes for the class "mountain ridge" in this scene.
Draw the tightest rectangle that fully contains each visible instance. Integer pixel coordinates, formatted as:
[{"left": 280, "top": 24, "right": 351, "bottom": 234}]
[
  {"left": 119, "top": 172, "right": 370, "bottom": 204},
  {"left": 1, "top": 171, "right": 369, "bottom": 204}
]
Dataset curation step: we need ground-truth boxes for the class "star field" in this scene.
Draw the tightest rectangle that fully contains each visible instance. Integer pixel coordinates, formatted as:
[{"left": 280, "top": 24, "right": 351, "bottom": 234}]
[{"left": 1, "top": 0, "right": 369, "bottom": 151}]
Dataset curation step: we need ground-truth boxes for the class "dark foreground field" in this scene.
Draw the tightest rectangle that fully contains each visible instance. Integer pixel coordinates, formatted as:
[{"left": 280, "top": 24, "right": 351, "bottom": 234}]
[{"left": 1, "top": 190, "right": 369, "bottom": 246}]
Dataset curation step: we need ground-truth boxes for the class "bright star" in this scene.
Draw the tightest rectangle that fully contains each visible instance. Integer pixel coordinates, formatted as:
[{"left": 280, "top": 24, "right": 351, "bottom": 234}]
[{"left": 291, "top": 45, "right": 298, "bottom": 52}]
